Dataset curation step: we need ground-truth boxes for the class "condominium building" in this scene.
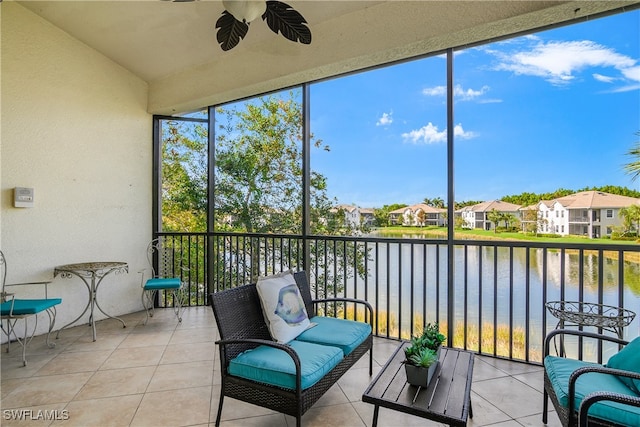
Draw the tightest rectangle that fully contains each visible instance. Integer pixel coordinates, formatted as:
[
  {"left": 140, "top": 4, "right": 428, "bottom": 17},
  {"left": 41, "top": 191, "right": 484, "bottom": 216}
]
[{"left": 521, "top": 191, "right": 640, "bottom": 238}]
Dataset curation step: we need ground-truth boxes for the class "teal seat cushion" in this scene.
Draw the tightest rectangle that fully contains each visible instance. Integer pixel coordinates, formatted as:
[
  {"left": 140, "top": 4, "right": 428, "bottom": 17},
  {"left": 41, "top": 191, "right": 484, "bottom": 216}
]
[
  {"left": 0, "top": 298, "right": 62, "bottom": 316},
  {"left": 295, "top": 316, "right": 371, "bottom": 356},
  {"left": 606, "top": 336, "right": 640, "bottom": 393},
  {"left": 228, "top": 340, "right": 343, "bottom": 390},
  {"left": 545, "top": 355, "right": 640, "bottom": 426},
  {"left": 144, "top": 278, "right": 181, "bottom": 290}
]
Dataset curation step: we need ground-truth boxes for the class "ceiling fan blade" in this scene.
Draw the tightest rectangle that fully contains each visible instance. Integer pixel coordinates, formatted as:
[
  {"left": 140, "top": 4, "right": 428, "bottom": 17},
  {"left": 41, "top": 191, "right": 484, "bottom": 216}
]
[
  {"left": 262, "top": 1, "right": 312, "bottom": 45},
  {"left": 215, "top": 11, "right": 250, "bottom": 51}
]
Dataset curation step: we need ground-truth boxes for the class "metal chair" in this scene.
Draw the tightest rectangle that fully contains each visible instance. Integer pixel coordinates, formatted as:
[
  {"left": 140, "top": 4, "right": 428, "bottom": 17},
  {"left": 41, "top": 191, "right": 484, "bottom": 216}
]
[
  {"left": 0, "top": 250, "right": 62, "bottom": 366},
  {"left": 139, "top": 238, "right": 186, "bottom": 325}
]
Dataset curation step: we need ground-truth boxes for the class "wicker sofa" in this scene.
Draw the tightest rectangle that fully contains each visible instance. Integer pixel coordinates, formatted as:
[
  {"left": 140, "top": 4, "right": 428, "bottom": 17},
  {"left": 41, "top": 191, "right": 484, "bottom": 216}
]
[
  {"left": 209, "top": 270, "right": 373, "bottom": 427},
  {"left": 543, "top": 329, "right": 640, "bottom": 427}
]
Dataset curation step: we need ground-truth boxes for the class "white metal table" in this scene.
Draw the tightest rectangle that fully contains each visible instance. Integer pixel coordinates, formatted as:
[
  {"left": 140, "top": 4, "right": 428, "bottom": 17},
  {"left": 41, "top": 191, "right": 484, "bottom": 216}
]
[{"left": 55, "top": 261, "right": 128, "bottom": 341}]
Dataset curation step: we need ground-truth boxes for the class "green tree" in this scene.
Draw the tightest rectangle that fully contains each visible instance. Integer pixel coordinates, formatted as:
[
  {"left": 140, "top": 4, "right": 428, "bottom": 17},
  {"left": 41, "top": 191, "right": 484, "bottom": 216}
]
[
  {"left": 423, "top": 197, "right": 444, "bottom": 208},
  {"left": 623, "top": 132, "right": 640, "bottom": 182},
  {"left": 487, "top": 209, "right": 502, "bottom": 233},
  {"left": 620, "top": 204, "right": 640, "bottom": 236},
  {"left": 431, "top": 197, "right": 445, "bottom": 208},
  {"left": 214, "top": 92, "right": 369, "bottom": 292},
  {"left": 374, "top": 204, "right": 407, "bottom": 227},
  {"left": 521, "top": 208, "right": 539, "bottom": 235},
  {"left": 215, "top": 95, "right": 309, "bottom": 234},
  {"left": 161, "top": 120, "right": 208, "bottom": 232},
  {"left": 503, "top": 213, "right": 519, "bottom": 231}
]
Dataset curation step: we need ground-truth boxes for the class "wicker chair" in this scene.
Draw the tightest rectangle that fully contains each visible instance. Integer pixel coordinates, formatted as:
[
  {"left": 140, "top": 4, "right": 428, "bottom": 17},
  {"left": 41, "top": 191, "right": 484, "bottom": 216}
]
[
  {"left": 209, "top": 270, "right": 373, "bottom": 427},
  {"left": 543, "top": 329, "right": 640, "bottom": 427}
]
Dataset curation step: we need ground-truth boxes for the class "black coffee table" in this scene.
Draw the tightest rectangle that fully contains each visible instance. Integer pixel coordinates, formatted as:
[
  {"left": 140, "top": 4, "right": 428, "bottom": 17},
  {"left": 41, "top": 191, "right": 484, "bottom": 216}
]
[{"left": 363, "top": 342, "right": 474, "bottom": 426}]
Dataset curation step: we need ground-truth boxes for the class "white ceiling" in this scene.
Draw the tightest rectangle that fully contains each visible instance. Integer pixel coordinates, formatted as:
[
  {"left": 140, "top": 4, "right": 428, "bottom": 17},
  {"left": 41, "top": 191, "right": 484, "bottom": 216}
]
[{"left": 17, "top": 0, "right": 640, "bottom": 114}]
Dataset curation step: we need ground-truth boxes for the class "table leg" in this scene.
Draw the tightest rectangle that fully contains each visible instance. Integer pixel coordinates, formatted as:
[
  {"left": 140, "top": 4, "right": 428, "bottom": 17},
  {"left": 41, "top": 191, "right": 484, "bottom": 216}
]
[
  {"left": 372, "top": 405, "right": 379, "bottom": 427},
  {"left": 56, "top": 269, "right": 126, "bottom": 341},
  {"left": 551, "top": 320, "right": 566, "bottom": 357},
  {"left": 92, "top": 272, "right": 126, "bottom": 336},
  {"left": 89, "top": 275, "right": 97, "bottom": 341},
  {"left": 56, "top": 274, "right": 92, "bottom": 339}
]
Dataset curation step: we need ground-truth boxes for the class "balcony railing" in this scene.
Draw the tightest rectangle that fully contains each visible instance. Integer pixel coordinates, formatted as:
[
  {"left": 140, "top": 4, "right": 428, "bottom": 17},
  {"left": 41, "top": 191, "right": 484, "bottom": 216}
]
[{"left": 157, "top": 232, "right": 640, "bottom": 365}]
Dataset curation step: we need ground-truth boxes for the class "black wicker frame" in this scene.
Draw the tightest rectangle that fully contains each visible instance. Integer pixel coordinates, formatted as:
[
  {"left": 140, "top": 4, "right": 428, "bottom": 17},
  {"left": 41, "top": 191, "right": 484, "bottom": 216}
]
[
  {"left": 209, "top": 271, "right": 373, "bottom": 427},
  {"left": 542, "top": 329, "right": 640, "bottom": 427}
]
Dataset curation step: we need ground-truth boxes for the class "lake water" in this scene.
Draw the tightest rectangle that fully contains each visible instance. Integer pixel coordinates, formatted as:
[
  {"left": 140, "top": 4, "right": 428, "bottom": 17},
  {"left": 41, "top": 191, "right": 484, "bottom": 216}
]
[{"left": 340, "top": 237, "right": 640, "bottom": 343}]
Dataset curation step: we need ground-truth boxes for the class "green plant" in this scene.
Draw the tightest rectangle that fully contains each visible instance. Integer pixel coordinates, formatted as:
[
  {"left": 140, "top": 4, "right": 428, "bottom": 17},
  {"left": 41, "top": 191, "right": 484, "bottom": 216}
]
[
  {"left": 422, "top": 322, "right": 446, "bottom": 349},
  {"left": 407, "top": 347, "right": 438, "bottom": 368},
  {"left": 404, "top": 322, "right": 446, "bottom": 367}
]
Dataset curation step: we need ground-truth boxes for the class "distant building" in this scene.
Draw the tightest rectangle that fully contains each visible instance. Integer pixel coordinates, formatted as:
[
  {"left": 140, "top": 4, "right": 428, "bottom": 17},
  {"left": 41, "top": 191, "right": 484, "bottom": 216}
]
[
  {"left": 389, "top": 203, "right": 446, "bottom": 227},
  {"left": 523, "top": 191, "right": 640, "bottom": 238},
  {"left": 457, "top": 200, "right": 522, "bottom": 230},
  {"left": 359, "top": 208, "right": 376, "bottom": 227},
  {"left": 330, "top": 205, "right": 376, "bottom": 228}
]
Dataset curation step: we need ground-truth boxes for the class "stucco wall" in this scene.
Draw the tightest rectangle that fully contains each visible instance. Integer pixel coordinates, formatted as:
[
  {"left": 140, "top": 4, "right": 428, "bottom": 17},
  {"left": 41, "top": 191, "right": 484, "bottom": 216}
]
[{"left": 1, "top": 3, "right": 151, "bottom": 338}]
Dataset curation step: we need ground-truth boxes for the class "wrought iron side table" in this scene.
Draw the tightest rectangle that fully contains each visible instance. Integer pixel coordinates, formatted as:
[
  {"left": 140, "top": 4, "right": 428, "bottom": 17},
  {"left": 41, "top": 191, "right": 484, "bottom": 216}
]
[
  {"left": 545, "top": 301, "right": 636, "bottom": 355},
  {"left": 55, "top": 261, "right": 128, "bottom": 341}
]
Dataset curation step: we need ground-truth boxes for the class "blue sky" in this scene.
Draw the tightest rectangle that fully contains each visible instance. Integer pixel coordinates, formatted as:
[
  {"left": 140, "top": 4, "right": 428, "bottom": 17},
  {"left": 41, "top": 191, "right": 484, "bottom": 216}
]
[{"left": 309, "top": 10, "right": 640, "bottom": 208}]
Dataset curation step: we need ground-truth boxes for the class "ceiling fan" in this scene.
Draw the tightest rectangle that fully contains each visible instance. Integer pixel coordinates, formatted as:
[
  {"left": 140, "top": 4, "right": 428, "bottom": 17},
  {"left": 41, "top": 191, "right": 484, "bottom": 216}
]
[
  {"left": 217, "top": 0, "right": 312, "bottom": 51},
  {"left": 169, "top": 0, "right": 312, "bottom": 51}
]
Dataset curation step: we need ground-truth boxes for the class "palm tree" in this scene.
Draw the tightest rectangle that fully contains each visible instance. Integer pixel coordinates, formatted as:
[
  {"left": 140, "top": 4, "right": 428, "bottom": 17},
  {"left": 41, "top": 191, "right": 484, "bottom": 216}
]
[
  {"left": 487, "top": 209, "right": 501, "bottom": 233},
  {"left": 623, "top": 132, "right": 640, "bottom": 181},
  {"left": 620, "top": 205, "right": 640, "bottom": 236},
  {"left": 431, "top": 197, "right": 445, "bottom": 208}
]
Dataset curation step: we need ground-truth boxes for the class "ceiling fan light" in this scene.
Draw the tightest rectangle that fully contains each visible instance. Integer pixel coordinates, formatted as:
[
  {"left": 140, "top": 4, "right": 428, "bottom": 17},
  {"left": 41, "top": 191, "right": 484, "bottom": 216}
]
[{"left": 222, "top": 0, "right": 267, "bottom": 23}]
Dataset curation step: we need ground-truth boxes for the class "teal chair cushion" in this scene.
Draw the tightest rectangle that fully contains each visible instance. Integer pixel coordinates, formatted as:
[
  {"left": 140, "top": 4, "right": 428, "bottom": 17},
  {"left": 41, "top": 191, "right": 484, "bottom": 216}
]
[
  {"left": 545, "top": 355, "right": 640, "bottom": 426},
  {"left": 606, "top": 336, "right": 640, "bottom": 393},
  {"left": 144, "top": 278, "right": 181, "bottom": 290},
  {"left": 0, "top": 298, "right": 62, "bottom": 316},
  {"left": 295, "top": 316, "right": 371, "bottom": 356},
  {"left": 228, "top": 340, "right": 343, "bottom": 390}
]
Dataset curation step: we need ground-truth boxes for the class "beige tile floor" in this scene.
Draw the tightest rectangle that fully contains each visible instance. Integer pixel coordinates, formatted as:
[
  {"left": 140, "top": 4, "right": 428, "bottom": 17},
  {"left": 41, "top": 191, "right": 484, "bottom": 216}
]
[{"left": 1, "top": 307, "right": 562, "bottom": 426}]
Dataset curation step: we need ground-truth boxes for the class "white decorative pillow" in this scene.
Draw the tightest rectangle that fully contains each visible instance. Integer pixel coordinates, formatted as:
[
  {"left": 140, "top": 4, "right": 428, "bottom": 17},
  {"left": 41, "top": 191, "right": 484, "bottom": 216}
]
[{"left": 256, "top": 270, "right": 310, "bottom": 343}]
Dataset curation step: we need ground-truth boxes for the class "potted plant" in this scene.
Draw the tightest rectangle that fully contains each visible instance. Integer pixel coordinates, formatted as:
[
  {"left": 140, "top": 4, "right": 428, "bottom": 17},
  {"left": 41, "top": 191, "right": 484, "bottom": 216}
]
[
  {"left": 403, "top": 323, "right": 446, "bottom": 387},
  {"left": 422, "top": 322, "right": 446, "bottom": 356}
]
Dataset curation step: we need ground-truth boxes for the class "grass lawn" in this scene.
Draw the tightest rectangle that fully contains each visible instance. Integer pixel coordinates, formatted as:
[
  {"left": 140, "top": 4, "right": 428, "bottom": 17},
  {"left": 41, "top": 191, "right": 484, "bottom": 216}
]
[{"left": 375, "top": 226, "right": 640, "bottom": 245}]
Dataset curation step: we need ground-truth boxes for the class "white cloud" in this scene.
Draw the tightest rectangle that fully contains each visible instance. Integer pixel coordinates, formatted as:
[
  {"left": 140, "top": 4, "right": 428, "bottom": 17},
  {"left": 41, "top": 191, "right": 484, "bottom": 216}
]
[
  {"left": 402, "top": 122, "right": 444, "bottom": 144},
  {"left": 422, "top": 86, "right": 446, "bottom": 97},
  {"left": 593, "top": 73, "right": 615, "bottom": 83},
  {"left": 622, "top": 65, "right": 640, "bottom": 82},
  {"left": 453, "top": 124, "right": 476, "bottom": 139},
  {"left": 478, "top": 98, "right": 503, "bottom": 104},
  {"left": 493, "top": 39, "right": 637, "bottom": 86},
  {"left": 455, "top": 85, "right": 490, "bottom": 101},
  {"left": 421, "top": 84, "right": 490, "bottom": 101},
  {"left": 402, "top": 123, "right": 476, "bottom": 144},
  {"left": 610, "top": 84, "right": 640, "bottom": 93},
  {"left": 376, "top": 112, "right": 393, "bottom": 126}
]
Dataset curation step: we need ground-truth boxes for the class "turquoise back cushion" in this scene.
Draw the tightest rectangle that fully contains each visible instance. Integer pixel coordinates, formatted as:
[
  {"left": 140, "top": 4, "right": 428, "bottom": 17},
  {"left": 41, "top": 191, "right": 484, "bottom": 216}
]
[
  {"left": 228, "top": 340, "right": 343, "bottom": 390},
  {"left": 296, "top": 316, "right": 371, "bottom": 356},
  {"left": 545, "top": 355, "right": 640, "bottom": 426},
  {"left": 606, "top": 336, "right": 640, "bottom": 393}
]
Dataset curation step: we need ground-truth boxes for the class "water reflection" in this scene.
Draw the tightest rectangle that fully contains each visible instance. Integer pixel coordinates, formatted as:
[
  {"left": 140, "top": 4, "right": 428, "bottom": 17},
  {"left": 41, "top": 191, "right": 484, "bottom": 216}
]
[{"left": 347, "top": 235, "right": 640, "bottom": 353}]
